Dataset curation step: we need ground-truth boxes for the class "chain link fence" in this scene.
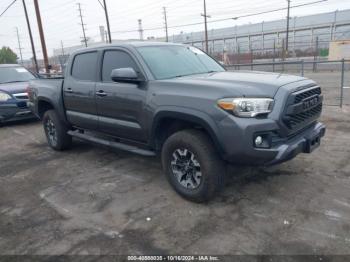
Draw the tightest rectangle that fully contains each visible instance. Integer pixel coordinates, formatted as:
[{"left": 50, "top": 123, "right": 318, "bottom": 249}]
[{"left": 225, "top": 59, "right": 350, "bottom": 107}]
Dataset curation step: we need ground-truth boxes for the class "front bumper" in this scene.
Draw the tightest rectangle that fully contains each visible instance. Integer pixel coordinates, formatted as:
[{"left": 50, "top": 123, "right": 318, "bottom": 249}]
[
  {"left": 0, "top": 102, "right": 35, "bottom": 123},
  {"left": 217, "top": 114, "right": 326, "bottom": 166},
  {"left": 265, "top": 122, "right": 326, "bottom": 165}
]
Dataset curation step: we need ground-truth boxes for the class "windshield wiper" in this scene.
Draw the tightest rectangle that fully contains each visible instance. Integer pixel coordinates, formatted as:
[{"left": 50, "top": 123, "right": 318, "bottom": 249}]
[
  {"left": 173, "top": 71, "right": 219, "bottom": 79},
  {"left": 173, "top": 73, "right": 195, "bottom": 78}
]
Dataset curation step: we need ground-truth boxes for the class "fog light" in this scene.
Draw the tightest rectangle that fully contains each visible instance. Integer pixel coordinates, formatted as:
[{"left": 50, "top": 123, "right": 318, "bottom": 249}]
[{"left": 255, "top": 136, "right": 263, "bottom": 146}]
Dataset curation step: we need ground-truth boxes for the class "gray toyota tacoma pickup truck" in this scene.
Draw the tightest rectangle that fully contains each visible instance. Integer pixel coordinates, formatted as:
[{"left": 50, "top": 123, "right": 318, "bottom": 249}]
[{"left": 28, "top": 42, "right": 326, "bottom": 202}]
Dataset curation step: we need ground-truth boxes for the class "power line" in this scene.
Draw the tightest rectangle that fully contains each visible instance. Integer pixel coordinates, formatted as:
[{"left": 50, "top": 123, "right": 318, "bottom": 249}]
[
  {"left": 211, "top": 0, "right": 328, "bottom": 22},
  {"left": 0, "top": 0, "right": 17, "bottom": 18},
  {"left": 108, "top": 0, "right": 328, "bottom": 35}
]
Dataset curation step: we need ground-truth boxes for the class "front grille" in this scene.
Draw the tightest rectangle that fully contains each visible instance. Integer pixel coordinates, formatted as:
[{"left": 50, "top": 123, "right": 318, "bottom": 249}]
[
  {"left": 283, "top": 85, "right": 322, "bottom": 131},
  {"left": 286, "top": 104, "right": 322, "bottom": 128},
  {"left": 16, "top": 101, "right": 28, "bottom": 108},
  {"left": 295, "top": 87, "right": 321, "bottom": 103}
]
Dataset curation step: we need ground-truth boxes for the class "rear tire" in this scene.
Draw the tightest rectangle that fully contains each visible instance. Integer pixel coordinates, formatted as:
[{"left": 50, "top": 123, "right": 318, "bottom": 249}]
[
  {"left": 161, "top": 129, "right": 226, "bottom": 203},
  {"left": 43, "top": 110, "right": 72, "bottom": 151}
]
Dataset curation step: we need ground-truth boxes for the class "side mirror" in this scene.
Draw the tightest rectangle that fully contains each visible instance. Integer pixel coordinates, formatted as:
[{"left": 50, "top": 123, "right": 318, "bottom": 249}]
[{"left": 111, "top": 68, "right": 141, "bottom": 83}]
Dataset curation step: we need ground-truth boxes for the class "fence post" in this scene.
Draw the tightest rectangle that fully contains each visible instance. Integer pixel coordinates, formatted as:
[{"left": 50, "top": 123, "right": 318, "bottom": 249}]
[
  {"left": 273, "top": 39, "right": 276, "bottom": 72},
  {"left": 250, "top": 41, "right": 253, "bottom": 70},
  {"left": 301, "top": 60, "right": 304, "bottom": 77},
  {"left": 281, "top": 38, "right": 285, "bottom": 72},
  {"left": 313, "top": 36, "right": 319, "bottom": 72},
  {"left": 340, "top": 58, "right": 345, "bottom": 108},
  {"left": 222, "top": 38, "right": 225, "bottom": 63}
]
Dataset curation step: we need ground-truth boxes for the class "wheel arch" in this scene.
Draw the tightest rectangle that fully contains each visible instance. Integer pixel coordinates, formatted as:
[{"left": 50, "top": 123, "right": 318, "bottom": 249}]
[
  {"left": 37, "top": 97, "right": 55, "bottom": 119},
  {"left": 36, "top": 96, "right": 69, "bottom": 125},
  {"left": 150, "top": 108, "right": 224, "bottom": 156}
]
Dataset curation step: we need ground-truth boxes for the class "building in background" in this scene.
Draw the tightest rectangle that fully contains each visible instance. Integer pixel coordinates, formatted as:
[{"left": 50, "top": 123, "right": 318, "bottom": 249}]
[
  {"left": 168, "top": 9, "right": 350, "bottom": 63},
  {"left": 329, "top": 40, "right": 350, "bottom": 60},
  {"left": 49, "top": 9, "right": 350, "bottom": 68}
]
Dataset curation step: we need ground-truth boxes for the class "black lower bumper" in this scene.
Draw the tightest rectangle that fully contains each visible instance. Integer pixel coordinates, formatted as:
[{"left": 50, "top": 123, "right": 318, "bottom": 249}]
[
  {"left": 219, "top": 116, "right": 326, "bottom": 166},
  {"left": 265, "top": 122, "right": 326, "bottom": 165}
]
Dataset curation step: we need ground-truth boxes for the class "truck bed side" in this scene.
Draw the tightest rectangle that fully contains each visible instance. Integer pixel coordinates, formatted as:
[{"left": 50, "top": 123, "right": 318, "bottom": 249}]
[{"left": 28, "top": 78, "right": 68, "bottom": 123}]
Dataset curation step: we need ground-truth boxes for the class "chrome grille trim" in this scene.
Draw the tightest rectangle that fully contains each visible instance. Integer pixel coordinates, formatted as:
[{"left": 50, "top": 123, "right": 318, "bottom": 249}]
[{"left": 13, "top": 93, "right": 28, "bottom": 100}]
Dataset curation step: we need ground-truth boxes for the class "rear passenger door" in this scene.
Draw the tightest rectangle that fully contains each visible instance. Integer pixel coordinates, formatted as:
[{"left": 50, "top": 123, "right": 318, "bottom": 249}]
[
  {"left": 95, "top": 49, "right": 147, "bottom": 142},
  {"left": 64, "top": 51, "right": 98, "bottom": 130}
]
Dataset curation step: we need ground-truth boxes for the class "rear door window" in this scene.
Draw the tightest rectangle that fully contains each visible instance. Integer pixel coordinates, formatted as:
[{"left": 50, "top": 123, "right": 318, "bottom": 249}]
[{"left": 71, "top": 52, "right": 98, "bottom": 81}]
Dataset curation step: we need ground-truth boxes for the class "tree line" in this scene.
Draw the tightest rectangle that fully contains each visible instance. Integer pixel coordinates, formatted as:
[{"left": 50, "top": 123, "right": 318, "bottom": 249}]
[{"left": 0, "top": 47, "right": 18, "bottom": 64}]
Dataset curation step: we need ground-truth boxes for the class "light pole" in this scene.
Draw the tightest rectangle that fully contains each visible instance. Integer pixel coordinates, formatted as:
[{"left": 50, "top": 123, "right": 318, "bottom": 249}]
[
  {"left": 201, "top": 0, "right": 210, "bottom": 53},
  {"left": 285, "top": 0, "right": 291, "bottom": 56},
  {"left": 22, "top": 0, "right": 39, "bottom": 73},
  {"left": 98, "top": 0, "right": 112, "bottom": 43}
]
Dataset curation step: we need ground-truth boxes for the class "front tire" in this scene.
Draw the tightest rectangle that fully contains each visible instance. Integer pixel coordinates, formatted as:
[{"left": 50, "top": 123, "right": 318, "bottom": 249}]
[
  {"left": 43, "top": 110, "right": 72, "bottom": 151},
  {"left": 161, "top": 129, "right": 226, "bottom": 202}
]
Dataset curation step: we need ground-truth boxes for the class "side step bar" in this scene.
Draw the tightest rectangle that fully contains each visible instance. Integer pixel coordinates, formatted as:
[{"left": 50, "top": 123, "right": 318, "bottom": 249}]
[{"left": 67, "top": 130, "right": 156, "bottom": 157}]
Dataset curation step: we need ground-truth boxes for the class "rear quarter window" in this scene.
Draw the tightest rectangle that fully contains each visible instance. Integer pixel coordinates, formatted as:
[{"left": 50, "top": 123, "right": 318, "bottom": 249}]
[{"left": 71, "top": 52, "right": 98, "bottom": 81}]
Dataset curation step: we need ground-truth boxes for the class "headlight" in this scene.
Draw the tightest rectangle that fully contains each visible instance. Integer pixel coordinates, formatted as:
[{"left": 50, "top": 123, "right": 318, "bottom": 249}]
[
  {"left": 0, "top": 91, "right": 12, "bottom": 102},
  {"left": 218, "top": 98, "right": 274, "bottom": 117}
]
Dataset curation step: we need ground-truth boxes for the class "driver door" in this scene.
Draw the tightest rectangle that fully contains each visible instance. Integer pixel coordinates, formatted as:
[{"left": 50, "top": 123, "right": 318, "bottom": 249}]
[{"left": 95, "top": 49, "right": 147, "bottom": 142}]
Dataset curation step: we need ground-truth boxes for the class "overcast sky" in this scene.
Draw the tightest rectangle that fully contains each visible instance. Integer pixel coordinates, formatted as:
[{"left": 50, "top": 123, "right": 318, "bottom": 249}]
[{"left": 0, "top": 0, "right": 349, "bottom": 59}]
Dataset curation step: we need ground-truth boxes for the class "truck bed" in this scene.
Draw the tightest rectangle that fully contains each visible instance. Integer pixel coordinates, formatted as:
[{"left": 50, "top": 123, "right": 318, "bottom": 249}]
[{"left": 28, "top": 78, "right": 65, "bottom": 119}]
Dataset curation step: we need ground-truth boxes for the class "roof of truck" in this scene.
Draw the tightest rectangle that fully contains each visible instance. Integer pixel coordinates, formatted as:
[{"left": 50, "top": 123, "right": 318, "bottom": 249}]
[{"left": 72, "top": 41, "right": 184, "bottom": 54}]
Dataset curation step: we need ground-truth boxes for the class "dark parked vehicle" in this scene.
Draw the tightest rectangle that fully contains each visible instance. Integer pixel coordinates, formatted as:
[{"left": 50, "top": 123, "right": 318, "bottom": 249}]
[
  {"left": 0, "top": 64, "right": 37, "bottom": 123},
  {"left": 28, "top": 42, "right": 326, "bottom": 202}
]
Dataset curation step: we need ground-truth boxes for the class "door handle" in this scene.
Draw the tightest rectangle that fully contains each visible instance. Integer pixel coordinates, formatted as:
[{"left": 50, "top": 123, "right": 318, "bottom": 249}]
[
  {"left": 65, "top": 87, "right": 73, "bottom": 93},
  {"left": 96, "top": 90, "right": 107, "bottom": 97}
]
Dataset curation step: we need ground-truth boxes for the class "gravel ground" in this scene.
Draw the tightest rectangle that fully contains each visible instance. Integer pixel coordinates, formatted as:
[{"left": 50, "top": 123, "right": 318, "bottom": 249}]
[{"left": 0, "top": 105, "right": 350, "bottom": 257}]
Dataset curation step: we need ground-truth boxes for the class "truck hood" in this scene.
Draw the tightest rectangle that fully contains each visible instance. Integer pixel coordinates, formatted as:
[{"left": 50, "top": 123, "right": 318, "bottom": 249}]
[
  {"left": 165, "top": 71, "right": 310, "bottom": 97},
  {"left": 0, "top": 81, "right": 29, "bottom": 94}
]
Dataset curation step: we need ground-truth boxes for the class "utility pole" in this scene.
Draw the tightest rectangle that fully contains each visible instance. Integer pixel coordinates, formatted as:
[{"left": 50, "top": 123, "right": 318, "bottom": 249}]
[
  {"left": 33, "top": 0, "right": 49, "bottom": 73},
  {"left": 102, "top": 0, "right": 112, "bottom": 43},
  {"left": 58, "top": 40, "right": 66, "bottom": 72},
  {"left": 201, "top": 0, "right": 210, "bottom": 53},
  {"left": 15, "top": 27, "right": 23, "bottom": 64},
  {"left": 285, "top": 0, "right": 291, "bottom": 56},
  {"left": 77, "top": 3, "right": 88, "bottom": 47},
  {"left": 60, "top": 40, "right": 65, "bottom": 56},
  {"left": 163, "top": 7, "right": 169, "bottom": 42},
  {"left": 138, "top": 19, "right": 144, "bottom": 40},
  {"left": 22, "top": 0, "right": 38, "bottom": 73}
]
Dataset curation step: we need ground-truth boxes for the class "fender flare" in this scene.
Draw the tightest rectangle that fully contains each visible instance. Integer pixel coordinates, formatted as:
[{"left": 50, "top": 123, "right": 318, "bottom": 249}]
[
  {"left": 37, "top": 97, "right": 68, "bottom": 124},
  {"left": 150, "top": 106, "right": 224, "bottom": 155}
]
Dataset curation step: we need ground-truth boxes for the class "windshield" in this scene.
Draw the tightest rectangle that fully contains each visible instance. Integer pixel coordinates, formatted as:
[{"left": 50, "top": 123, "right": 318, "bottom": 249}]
[
  {"left": 137, "top": 45, "right": 225, "bottom": 80},
  {"left": 0, "top": 67, "right": 35, "bottom": 84}
]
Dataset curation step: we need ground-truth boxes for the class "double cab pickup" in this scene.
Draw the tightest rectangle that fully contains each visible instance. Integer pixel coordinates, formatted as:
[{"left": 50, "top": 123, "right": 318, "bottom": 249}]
[{"left": 28, "top": 42, "right": 326, "bottom": 202}]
